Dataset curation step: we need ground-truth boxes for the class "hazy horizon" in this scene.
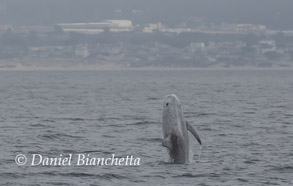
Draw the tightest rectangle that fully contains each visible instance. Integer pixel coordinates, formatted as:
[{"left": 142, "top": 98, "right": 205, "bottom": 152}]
[{"left": 1, "top": 0, "right": 293, "bottom": 29}]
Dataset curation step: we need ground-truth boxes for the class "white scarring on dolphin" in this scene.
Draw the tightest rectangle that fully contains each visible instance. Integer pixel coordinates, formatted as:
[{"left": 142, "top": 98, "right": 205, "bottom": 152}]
[{"left": 162, "top": 94, "right": 201, "bottom": 163}]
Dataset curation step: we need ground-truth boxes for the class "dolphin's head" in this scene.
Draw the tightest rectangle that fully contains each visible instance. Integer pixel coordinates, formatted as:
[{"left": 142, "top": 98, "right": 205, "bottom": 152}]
[
  {"left": 162, "top": 94, "right": 182, "bottom": 123},
  {"left": 163, "top": 94, "right": 181, "bottom": 109}
]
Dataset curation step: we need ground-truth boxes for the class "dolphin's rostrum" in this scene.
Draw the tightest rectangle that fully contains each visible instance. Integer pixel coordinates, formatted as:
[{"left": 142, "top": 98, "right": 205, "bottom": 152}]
[{"left": 162, "top": 94, "right": 201, "bottom": 163}]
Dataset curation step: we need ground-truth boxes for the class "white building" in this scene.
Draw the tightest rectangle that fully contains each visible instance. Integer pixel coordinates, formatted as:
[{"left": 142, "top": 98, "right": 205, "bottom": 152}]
[{"left": 58, "top": 20, "right": 133, "bottom": 34}]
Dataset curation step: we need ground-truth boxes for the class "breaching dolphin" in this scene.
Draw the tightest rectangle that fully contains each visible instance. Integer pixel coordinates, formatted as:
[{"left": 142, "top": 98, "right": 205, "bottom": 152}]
[{"left": 162, "top": 94, "right": 201, "bottom": 163}]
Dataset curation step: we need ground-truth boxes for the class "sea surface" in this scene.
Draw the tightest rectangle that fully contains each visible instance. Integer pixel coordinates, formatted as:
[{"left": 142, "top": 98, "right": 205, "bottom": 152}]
[{"left": 0, "top": 70, "right": 292, "bottom": 186}]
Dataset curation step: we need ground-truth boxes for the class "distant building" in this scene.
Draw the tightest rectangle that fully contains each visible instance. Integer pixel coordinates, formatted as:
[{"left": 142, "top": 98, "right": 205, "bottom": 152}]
[
  {"left": 189, "top": 42, "right": 205, "bottom": 51},
  {"left": 143, "top": 23, "right": 163, "bottom": 33},
  {"left": 258, "top": 40, "right": 276, "bottom": 53},
  {"left": 75, "top": 44, "right": 89, "bottom": 58},
  {"left": 236, "top": 24, "right": 266, "bottom": 32},
  {"left": 58, "top": 20, "right": 133, "bottom": 34}
]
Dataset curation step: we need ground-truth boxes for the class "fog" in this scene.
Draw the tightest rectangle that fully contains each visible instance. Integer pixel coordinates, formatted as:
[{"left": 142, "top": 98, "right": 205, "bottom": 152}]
[{"left": 0, "top": 0, "right": 293, "bottom": 29}]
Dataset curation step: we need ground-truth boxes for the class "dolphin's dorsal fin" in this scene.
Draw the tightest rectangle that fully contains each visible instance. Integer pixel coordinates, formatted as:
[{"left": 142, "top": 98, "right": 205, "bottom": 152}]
[{"left": 186, "top": 121, "right": 202, "bottom": 145}]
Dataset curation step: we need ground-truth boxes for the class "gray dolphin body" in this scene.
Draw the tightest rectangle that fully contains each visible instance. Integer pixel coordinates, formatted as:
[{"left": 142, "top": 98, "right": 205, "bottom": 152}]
[{"left": 162, "top": 94, "right": 201, "bottom": 163}]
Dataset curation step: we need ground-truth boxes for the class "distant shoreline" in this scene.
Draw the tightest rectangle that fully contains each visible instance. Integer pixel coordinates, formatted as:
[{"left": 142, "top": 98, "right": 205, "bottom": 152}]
[
  {"left": 1, "top": 59, "right": 293, "bottom": 71},
  {"left": 1, "top": 65, "right": 293, "bottom": 71}
]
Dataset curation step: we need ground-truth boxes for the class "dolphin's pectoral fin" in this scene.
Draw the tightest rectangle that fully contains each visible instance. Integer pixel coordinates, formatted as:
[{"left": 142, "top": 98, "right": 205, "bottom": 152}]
[
  {"left": 162, "top": 135, "right": 172, "bottom": 150},
  {"left": 186, "top": 121, "right": 202, "bottom": 145}
]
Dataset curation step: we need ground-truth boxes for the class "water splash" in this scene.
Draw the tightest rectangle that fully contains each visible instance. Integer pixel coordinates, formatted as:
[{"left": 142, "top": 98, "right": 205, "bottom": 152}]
[
  {"left": 198, "top": 145, "right": 202, "bottom": 161},
  {"left": 189, "top": 145, "right": 194, "bottom": 163}
]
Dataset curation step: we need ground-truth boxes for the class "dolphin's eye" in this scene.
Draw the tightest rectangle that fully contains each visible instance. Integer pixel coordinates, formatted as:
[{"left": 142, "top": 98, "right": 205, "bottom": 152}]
[{"left": 166, "top": 103, "right": 169, "bottom": 106}]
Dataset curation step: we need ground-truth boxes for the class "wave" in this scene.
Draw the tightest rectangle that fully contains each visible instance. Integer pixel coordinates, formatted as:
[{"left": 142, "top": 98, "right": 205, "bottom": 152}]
[{"left": 37, "top": 133, "right": 84, "bottom": 140}]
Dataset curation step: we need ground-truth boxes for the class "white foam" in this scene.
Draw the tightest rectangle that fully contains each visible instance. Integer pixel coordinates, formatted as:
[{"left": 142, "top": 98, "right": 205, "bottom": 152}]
[{"left": 198, "top": 145, "right": 202, "bottom": 161}]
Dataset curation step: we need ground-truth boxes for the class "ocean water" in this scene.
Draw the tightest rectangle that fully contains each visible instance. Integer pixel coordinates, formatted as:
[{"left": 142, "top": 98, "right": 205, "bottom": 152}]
[{"left": 0, "top": 70, "right": 292, "bottom": 186}]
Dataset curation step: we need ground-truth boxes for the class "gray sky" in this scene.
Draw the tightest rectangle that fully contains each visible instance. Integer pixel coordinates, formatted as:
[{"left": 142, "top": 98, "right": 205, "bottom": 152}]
[{"left": 0, "top": 0, "right": 293, "bottom": 29}]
